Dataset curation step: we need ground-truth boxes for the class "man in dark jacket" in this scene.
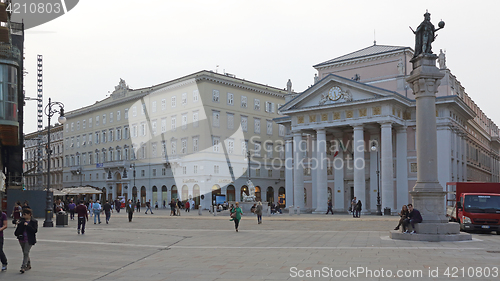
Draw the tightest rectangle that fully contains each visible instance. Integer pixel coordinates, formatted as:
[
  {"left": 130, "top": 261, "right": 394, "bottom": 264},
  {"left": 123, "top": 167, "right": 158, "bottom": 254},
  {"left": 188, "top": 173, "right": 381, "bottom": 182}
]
[
  {"left": 75, "top": 201, "right": 88, "bottom": 235},
  {"left": 126, "top": 200, "right": 135, "bottom": 222},
  {"left": 103, "top": 201, "right": 112, "bottom": 224},
  {"left": 14, "top": 208, "right": 37, "bottom": 273},
  {"left": 326, "top": 200, "right": 334, "bottom": 215},
  {"left": 403, "top": 204, "right": 423, "bottom": 234}
]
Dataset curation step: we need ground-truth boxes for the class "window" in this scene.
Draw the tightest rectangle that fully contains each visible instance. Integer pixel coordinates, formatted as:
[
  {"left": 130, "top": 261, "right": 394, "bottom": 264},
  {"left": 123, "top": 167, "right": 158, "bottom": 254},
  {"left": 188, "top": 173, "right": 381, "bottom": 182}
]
[
  {"left": 102, "top": 131, "right": 106, "bottom": 143},
  {"left": 193, "top": 137, "right": 199, "bottom": 152},
  {"left": 108, "top": 129, "right": 113, "bottom": 142},
  {"left": 171, "top": 116, "right": 176, "bottom": 130},
  {"left": 254, "top": 141, "right": 261, "bottom": 157},
  {"left": 254, "top": 99, "right": 260, "bottom": 110},
  {"left": 162, "top": 168, "right": 166, "bottom": 176},
  {"left": 132, "top": 124, "right": 137, "bottom": 138},
  {"left": 89, "top": 153, "right": 93, "bottom": 165},
  {"left": 212, "top": 111, "right": 220, "bottom": 127},
  {"left": 171, "top": 140, "right": 177, "bottom": 155},
  {"left": 110, "top": 112, "right": 113, "bottom": 123},
  {"left": 255, "top": 168, "right": 260, "bottom": 177},
  {"left": 241, "top": 116, "right": 248, "bottom": 132},
  {"left": 140, "top": 122, "right": 146, "bottom": 136},
  {"left": 96, "top": 116, "right": 99, "bottom": 126},
  {"left": 161, "top": 99, "right": 166, "bottom": 110},
  {"left": 89, "top": 118, "right": 92, "bottom": 128},
  {"left": 117, "top": 111, "right": 121, "bottom": 121},
  {"left": 83, "top": 120, "right": 86, "bottom": 129},
  {"left": 241, "top": 96, "right": 247, "bottom": 108},
  {"left": 171, "top": 96, "right": 176, "bottom": 108},
  {"left": 268, "top": 169, "right": 273, "bottom": 178},
  {"left": 152, "top": 120, "right": 157, "bottom": 135},
  {"left": 266, "top": 120, "right": 273, "bottom": 135},
  {"left": 116, "top": 128, "right": 121, "bottom": 140},
  {"left": 152, "top": 169, "right": 157, "bottom": 177},
  {"left": 181, "top": 138, "right": 187, "bottom": 154},
  {"left": 152, "top": 142, "right": 157, "bottom": 158},
  {"left": 227, "top": 139, "right": 234, "bottom": 154},
  {"left": 213, "top": 90, "right": 220, "bottom": 102},
  {"left": 71, "top": 122, "right": 74, "bottom": 131},
  {"left": 183, "top": 166, "right": 187, "bottom": 174},
  {"left": 182, "top": 93, "right": 187, "bottom": 105},
  {"left": 266, "top": 143, "right": 273, "bottom": 158},
  {"left": 102, "top": 114, "right": 106, "bottom": 124},
  {"left": 124, "top": 126, "right": 129, "bottom": 139},
  {"left": 76, "top": 136, "right": 80, "bottom": 148},
  {"left": 182, "top": 114, "right": 187, "bottom": 130},
  {"left": 77, "top": 121, "right": 80, "bottom": 131},
  {"left": 214, "top": 165, "right": 220, "bottom": 174},
  {"left": 194, "top": 165, "right": 198, "bottom": 174},
  {"left": 254, "top": 118, "right": 261, "bottom": 134},
  {"left": 279, "top": 124, "right": 285, "bottom": 137},
  {"left": 213, "top": 137, "right": 220, "bottom": 152},
  {"left": 88, "top": 133, "right": 93, "bottom": 145},
  {"left": 193, "top": 90, "right": 199, "bottom": 102},
  {"left": 125, "top": 109, "right": 128, "bottom": 119},
  {"left": 161, "top": 141, "right": 166, "bottom": 157},
  {"left": 141, "top": 170, "right": 145, "bottom": 177},
  {"left": 82, "top": 135, "right": 87, "bottom": 146},
  {"left": 265, "top": 101, "right": 275, "bottom": 113},
  {"left": 161, "top": 118, "right": 167, "bottom": 132},
  {"left": 95, "top": 133, "right": 99, "bottom": 144},
  {"left": 227, "top": 93, "right": 234, "bottom": 105},
  {"left": 193, "top": 111, "right": 199, "bottom": 127},
  {"left": 227, "top": 113, "right": 234, "bottom": 129},
  {"left": 132, "top": 106, "right": 137, "bottom": 117},
  {"left": 66, "top": 124, "right": 69, "bottom": 132},
  {"left": 124, "top": 147, "right": 129, "bottom": 160},
  {"left": 152, "top": 101, "right": 157, "bottom": 113}
]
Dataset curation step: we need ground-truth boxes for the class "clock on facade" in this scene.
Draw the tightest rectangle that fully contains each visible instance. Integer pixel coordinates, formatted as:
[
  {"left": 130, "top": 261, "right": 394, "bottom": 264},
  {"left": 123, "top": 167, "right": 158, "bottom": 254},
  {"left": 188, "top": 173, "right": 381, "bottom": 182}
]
[{"left": 328, "top": 86, "right": 342, "bottom": 101}]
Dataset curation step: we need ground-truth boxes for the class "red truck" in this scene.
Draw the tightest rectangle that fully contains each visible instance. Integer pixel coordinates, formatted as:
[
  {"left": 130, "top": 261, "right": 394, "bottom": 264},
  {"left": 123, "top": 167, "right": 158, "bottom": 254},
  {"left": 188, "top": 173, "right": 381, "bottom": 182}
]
[{"left": 446, "top": 182, "right": 500, "bottom": 235}]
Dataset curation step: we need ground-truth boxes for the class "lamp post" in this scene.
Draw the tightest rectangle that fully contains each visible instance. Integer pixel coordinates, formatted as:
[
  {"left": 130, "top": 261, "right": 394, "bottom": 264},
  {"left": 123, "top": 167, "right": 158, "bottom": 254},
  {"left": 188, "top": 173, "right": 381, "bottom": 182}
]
[
  {"left": 43, "top": 98, "right": 66, "bottom": 227},
  {"left": 371, "top": 142, "right": 382, "bottom": 216},
  {"left": 130, "top": 163, "right": 136, "bottom": 188}
]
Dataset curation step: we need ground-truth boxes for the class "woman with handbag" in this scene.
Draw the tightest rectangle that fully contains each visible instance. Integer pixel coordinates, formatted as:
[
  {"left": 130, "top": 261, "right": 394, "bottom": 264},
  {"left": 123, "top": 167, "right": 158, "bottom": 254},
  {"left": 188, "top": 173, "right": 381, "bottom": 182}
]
[
  {"left": 14, "top": 208, "right": 37, "bottom": 273},
  {"left": 229, "top": 202, "right": 243, "bottom": 232}
]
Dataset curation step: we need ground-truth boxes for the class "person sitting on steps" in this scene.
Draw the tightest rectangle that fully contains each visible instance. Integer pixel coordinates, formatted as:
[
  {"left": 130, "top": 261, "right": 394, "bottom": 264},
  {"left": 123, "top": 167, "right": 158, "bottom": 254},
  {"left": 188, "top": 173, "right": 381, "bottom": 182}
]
[
  {"left": 403, "top": 204, "right": 422, "bottom": 234},
  {"left": 394, "top": 205, "right": 409, "bottom": 231}
]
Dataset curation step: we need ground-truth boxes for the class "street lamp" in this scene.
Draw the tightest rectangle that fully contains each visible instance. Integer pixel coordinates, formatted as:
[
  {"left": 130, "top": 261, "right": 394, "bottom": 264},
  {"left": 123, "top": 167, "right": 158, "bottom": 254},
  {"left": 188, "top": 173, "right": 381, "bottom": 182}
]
[
  {"left": 43, "top": 98, "right": 66, "bottom": 227},
  {"left": 370, "top": 141, "right": 382, "bottom": 216}
]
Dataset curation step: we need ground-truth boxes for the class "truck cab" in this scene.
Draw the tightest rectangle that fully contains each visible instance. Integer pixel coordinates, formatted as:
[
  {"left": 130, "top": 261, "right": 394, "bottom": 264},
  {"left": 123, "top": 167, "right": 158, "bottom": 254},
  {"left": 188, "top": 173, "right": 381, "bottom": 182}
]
[{"left": 457, "top": 193, "right": 500, "bottom": 234}]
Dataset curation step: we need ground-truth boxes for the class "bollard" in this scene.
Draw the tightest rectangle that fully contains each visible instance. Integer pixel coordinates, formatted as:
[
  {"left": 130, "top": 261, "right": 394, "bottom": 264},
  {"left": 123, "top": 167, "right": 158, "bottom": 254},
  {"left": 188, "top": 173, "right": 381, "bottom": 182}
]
[
  {"left": 296, "top": 206, "right": 300, "bottom": 215},
  {"left": 267, "top": 206, "right": 271, "bottom": 217},
  {"left": 198, "top": 207, "right": 202, "bottom": 216},
  {"left": 213, "top": 205, "right": 217, "bottom": 216},
  {"left": 289, "top": 206, "right": 294, "bottom": 216}
]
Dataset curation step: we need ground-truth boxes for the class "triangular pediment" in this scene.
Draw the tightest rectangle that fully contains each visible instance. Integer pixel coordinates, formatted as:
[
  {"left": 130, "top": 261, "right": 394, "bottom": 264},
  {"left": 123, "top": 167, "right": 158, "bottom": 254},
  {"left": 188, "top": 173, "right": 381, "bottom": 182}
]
[{"left": 281, "top": 74, "right": 404, "bottom": 111}]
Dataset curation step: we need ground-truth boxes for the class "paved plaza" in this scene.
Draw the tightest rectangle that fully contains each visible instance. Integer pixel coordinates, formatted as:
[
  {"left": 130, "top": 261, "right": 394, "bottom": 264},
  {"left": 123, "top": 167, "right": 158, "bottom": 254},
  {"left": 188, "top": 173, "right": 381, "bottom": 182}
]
[{"left": 1, "top": 209, "right": 499, "bottom": 281}]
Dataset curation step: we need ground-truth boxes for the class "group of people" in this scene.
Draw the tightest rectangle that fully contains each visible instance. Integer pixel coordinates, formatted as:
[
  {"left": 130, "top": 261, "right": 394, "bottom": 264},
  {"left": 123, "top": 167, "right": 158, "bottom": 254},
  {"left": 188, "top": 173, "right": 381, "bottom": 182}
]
[
  {"left": 1, "top": 207, "right": 37, "bottom": 273},
  {"left": 394, "top": 204, "right": 422, "bottom": 234},
  {"left": 351, "top": 197, "right": 362, "bottom": 218}
]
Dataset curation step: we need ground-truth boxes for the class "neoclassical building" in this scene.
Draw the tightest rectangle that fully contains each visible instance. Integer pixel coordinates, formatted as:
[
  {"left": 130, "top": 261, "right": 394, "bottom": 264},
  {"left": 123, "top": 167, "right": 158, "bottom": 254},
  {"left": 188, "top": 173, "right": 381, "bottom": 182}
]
[
  {"left": 278, "top": 44, "right": 500, "bottom": 214},
  {"left": 62, "top": 71, "right": 287, "bottom": 208}
]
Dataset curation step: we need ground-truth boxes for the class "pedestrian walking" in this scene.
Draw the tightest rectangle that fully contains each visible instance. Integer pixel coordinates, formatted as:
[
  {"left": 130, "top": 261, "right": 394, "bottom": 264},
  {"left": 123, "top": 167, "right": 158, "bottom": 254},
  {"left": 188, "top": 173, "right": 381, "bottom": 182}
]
[
  {"left": 14, "top": 208, "right": 37, "bottom": 273},
  {"left": 351, "top": 197, "right": 357, "bottom": 217},
  {"left": 229, "top": 202, "right": 242, "bottom": 232},
  {"left": 136, "top": 200, "right": 141, "bottom": 212},
  {"left": 1, "top": 208, "right": 8, "bottom": 271},
  {"left": 255, "top": 202, "right": 263, "bottom": 224},
  {"left": 176, "top": 199, "right": 182, "bottom": 216},
  {"left": 145, "top": 200, "right": 153, "bottom": 214},
  {"left": 155, "top": 201, "right": 158, "bottom": 210},
  {"left": 185, "top": 201, "right": 190, "bottom": 212},
  {"left": 114, "top": 199, "right": 121, "bottom": 213},
  {"left": 326, "top": 199, "right": 334, "bottom": 215},
  {"left": 75, "top": 201, "right": 88, "bottom": 235},
  {"left": 67, "top": 200, "right": 76, "bottom": 220},
  {"left": 126, "top": 200, "right": 135, "bottom": 222},
  {"left": 169, "top": 200, "right": 176, "bottom": 216},
  {"left": 103, "top": 200, "right": 112, "bottom": 224},
  {"left": 355, "top": 200, "right": 362, "bottom": 218},
  {"left": 92, "top": 200, "right": 102, "bottom": 224},
  {"left": 88, "top": 199, "right": 94, "bottom": 217},
  {"left": 163, "top": 200, "right": 166, "bottom": 209},
  {"left": 12, "top": 201, "right": 22, "bottom": 225}
]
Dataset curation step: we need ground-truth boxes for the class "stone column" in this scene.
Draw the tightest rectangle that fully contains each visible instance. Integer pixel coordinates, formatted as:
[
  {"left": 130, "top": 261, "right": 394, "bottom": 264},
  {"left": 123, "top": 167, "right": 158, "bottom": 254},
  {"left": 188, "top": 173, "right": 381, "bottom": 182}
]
[
  {"left": 380, "top": 121, "right": 393, "bottom": 214},
  {"left": 311, "top": 136, "right": 317, "bottom": 211},
  {"left": 285, "top": 138, "right": 294, "bottom": 208},
  {"left": 352, "top": 124, "right": 366, "bottom": 212},
  {"left": 437, "top": 125, "right": 451, "bottom": 189},
  {"left": 314, "top": 129, "right": 327, "bottom": 213},
  {"left": 392, "top": 54, "right": 469, "bottom": 241},
  {"left": 333, "top": 132, "right": 344, "bottom": 212},
  {"left": 369, "top": 133, "right": 379, "bottom": 214},
  {"left": 396, "top": 126, "right": 408, "bottom": 210},
  {"left": 293, "top": 132, "right": 305, "bottom": 210}
]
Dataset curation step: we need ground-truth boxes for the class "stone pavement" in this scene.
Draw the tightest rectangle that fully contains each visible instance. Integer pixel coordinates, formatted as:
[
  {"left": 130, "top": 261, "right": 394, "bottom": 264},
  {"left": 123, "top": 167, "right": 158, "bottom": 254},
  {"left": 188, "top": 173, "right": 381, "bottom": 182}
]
[{"left": 1, "top": 208, "right": 499, "bottom": 281}]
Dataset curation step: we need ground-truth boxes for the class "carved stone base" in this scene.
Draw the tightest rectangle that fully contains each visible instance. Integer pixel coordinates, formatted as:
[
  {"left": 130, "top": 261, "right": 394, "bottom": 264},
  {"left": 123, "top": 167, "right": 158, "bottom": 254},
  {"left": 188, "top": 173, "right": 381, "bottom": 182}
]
[{"left": 410, "top": 188, "right": 448, "bottom": 223}]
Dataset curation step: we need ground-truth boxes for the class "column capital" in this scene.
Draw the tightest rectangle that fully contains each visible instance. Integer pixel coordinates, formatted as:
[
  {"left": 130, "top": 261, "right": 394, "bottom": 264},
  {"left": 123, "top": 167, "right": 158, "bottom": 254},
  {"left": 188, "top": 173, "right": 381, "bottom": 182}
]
[
  {"left": 316, "top": 128, "right": 326, "bottom": 134},
  {"left": 378, "top": 121, "right": 393, "bottom": 128},
  {"left": 396, "top": 125, "right": 408, "bottom": 132},
  {"left": 350, "top": 123, "right": 364, "bottom": 130}
]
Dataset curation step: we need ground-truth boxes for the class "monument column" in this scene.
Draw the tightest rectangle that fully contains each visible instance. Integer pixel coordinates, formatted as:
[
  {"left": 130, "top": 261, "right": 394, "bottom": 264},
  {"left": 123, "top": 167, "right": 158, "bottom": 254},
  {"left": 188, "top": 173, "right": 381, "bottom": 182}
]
[
  {"left": 380, "top": 121, "right": 393, "bottom": 214},
  {"left": 352, "top": 124, "right": 366, "bottom": 212},
  {"left": 333, "top": 132, "right": 344, "bottom": 212},
  {"left": 285, "top": 138, "right": 294, "bottom": 208},
  {"left": 314, "top": 129, "right": 327, "bottom": 213},
  {"left": 293, "top": 132, "right": 305, "bottom": 210}
]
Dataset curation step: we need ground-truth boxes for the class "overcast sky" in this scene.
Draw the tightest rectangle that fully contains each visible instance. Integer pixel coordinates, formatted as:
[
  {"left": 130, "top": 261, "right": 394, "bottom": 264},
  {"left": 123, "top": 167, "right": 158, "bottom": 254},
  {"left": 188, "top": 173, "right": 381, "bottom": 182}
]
[{"left": 22, "top": 0, "right": 500, "bottom": 134}]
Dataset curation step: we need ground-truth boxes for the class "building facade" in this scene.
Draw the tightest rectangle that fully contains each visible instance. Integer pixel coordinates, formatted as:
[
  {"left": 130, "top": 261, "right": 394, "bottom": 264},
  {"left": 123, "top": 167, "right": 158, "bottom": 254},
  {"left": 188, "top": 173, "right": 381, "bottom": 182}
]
[
  {"left": 62, "top": 71, "right": 288, "bottom": 208},
  {"left": 278, "top": 44, "right": 500, "bottom": 214},
  {"left": 24, "top": 124, "right": 64, "bottom": 190}
]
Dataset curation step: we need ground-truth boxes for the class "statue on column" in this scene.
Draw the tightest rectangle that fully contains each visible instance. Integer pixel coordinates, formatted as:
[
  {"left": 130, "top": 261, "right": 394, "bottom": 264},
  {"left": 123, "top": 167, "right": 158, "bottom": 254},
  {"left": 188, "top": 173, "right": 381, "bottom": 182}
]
[
  {"left": 438, "top": 49, "right": 447, "bottom": 69},
  {"left": 410, "top": 11, "right": 444, "bottom": 58}
]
